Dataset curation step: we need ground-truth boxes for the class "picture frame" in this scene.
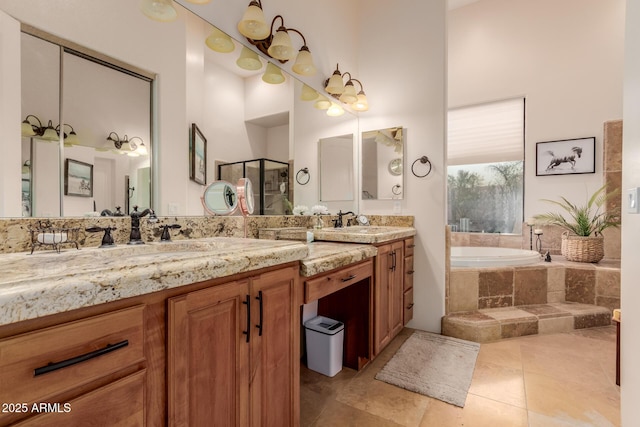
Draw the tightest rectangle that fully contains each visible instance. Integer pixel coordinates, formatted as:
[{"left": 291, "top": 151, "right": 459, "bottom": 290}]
[
  {"left": 535, "top": 137, "right": 596, "bottom": 176},
  {"left": 190, "top": 123, "right": 207, "bottom": 185},
  {"left": 64, "top": 158, "right": 93, "bottom": 197}
]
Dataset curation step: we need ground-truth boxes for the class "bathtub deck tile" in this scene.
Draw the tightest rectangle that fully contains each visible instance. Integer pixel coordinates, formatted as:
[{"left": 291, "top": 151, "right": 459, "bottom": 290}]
[
  {"left": 519, "top": 304, "right": 571, "bottom": 319},
  {"left": 483, "top": 308, "right": 537, "bottom": 322}
]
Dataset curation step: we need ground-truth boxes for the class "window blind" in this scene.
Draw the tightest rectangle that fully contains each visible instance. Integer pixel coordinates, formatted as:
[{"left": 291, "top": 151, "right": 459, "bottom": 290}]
[{"left": 447, "top": 98, "right": 524, "bottom": 166}]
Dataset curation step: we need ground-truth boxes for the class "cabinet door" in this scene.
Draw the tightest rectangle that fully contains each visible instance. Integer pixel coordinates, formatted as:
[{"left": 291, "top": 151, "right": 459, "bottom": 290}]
[
  {"left": 389, "top": 241, "right": 405, "bottom": 339},
  {"left": 374, "top": 243, "right": 393, "bottom": 355},
  {"left": 249, "top": 266, "right": 298, "bottom": 427},
  {"left": 168, "top": 280, "right": 250, "bottom": 427}
]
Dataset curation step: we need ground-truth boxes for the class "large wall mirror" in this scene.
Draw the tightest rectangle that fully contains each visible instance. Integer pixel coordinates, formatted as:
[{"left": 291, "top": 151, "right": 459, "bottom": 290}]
[
  {"left": 319, "top": 134, "right": 354, "bottom": 202},
  {"left": 2, "top": 0, "right": 359, "bottom": 218},
  {"left": 20, "top": 29, "right": 152, "bottom": 218},
  {"left": 361, "top": 127, "right": 404, "bottom": 200}
]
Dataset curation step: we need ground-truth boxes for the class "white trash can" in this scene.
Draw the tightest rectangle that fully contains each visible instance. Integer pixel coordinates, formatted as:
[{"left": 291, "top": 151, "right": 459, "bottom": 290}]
[{"left": 304, "top": 316, "right": 344, "bottom": 377}]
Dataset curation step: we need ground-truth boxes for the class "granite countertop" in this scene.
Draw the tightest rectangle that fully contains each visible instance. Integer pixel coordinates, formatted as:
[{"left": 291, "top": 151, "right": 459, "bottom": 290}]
[
  {"left": 312, "top": 226, "right": 416, "bottom": 244},
  {"left": 0, "top": 237, "right": 308, "bottom": 327},
  {"left": 299, "top": 242, "right": 378, "bottom": 277}
]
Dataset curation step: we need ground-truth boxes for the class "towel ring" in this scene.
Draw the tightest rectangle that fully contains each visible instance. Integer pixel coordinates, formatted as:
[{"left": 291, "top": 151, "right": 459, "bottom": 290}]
[
  {"left": 411, "top": 156, "right": 432, "bottom": 178},
  {"left": 392, "top": 184, "right": 402, "bottom": 195},
  {"left": 295, "top": 167, "right": 310, "bottom": 185}
]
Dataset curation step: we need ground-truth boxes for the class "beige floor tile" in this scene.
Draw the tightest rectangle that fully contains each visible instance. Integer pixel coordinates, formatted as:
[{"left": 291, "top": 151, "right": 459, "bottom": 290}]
[
  {"left": 310, "top": 399, "right": 404, "bottom": 427},
  {"left": 468, "top": 362, "right": 526, "bottom": 408},
  {"left": 528, "top": 410, "right": 617, "bottom": 427},
  {"left": 419, "top": 394, "right": 528, "bottom": 427},
  {"left": 524, "top": 371, "right": 620, "bottom": 426},
  {"left": 475, "top": 338, "right": 523, "bottom": 370}
]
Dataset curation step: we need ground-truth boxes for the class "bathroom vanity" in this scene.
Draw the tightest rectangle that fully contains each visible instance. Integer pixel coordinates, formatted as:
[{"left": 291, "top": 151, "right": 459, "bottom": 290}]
[{"left": 0, "top": 226, "right": 416, "bottom": 426}]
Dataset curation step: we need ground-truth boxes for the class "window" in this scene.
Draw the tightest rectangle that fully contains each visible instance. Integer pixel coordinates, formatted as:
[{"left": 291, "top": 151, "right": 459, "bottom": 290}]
[{"left": 447, "top": 98, "right": 525, "bottom": 234}]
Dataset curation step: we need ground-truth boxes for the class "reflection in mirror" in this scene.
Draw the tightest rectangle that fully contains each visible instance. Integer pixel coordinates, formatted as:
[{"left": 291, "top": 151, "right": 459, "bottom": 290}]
[
  {"left": 19, "top": 29, "right": 152, "bottom": 218},
  {"left": 361, "top": 127, "right": 404, "bottom": 200},
  {"left": 237, "top": 177, "right": 255, "bottom": 216},
  {"left": 201, "top": 181, "right": 238, "bottom": 215},
  {"left": 319, "top": 135, "right": 354, "bottom": 202}
]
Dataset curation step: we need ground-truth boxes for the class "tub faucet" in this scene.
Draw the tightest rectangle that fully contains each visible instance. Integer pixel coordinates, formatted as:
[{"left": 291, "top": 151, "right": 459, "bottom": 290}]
[{"left": 128, "top": 206, "right": 157, "bottom": 245}]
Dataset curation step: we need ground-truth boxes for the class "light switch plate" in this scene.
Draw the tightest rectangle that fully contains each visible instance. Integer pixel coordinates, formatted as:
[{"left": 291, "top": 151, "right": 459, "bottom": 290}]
[{"left": 627, "top": 188, "right": 640, "bottom": 214}]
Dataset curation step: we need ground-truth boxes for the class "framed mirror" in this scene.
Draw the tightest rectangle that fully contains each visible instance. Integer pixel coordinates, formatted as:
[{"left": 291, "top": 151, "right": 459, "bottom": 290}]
[{"left": 361, "top": 127, "right": 404, "bottom": 200}]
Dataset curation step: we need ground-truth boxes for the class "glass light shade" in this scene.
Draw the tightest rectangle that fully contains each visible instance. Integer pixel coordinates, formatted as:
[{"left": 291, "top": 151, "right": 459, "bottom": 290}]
[
  {"left": 352, "top": 92, "right": 369, "bottom": 112},
  {"left": 119, "top": 141, "right": 132, "bottom": 153},
  {"left": 292, "top": 47, "right": 317, "bottom": 76},
  {"left": 41, "top": 125, "right": 59, "bottom": 141},
  {"left": 140, "top": 0, "right": 178, "bottom": 22},
  {"left": 65, "top": 131, "right": 80, "bottom": 146},
  {"left": 301, "top": 84, "right": 318, "bottom": 101},
  {"left": 314, "top": 95, "right": 331, "bottom": 110},
  {"left": 22, "top": 161, "right": 30, "bottom": 175},
  {"left": 136, "top": 142, "right": 149, "bottom": 156},
  {"left": 237, "top": 3, "right": 270, "bottom": 40},
  {"left": 205, "top": 28, "right": 234, "bottom": 53},
  {"left": 326, "top": 103, "right": 345, "bottom": 117},
  {"left": 325, "top": 70, "right": 344, "bottom": 94},
  {"left": 262, "top": 62, "right": 285, "bottom": 84},
  {"left": 236, "top": 46, "right": 262, "bottom": 70},
  {"left": 267, "top": 28, "right": 295, "bottom": 61},
  {"left": 339, "top": 81, "right": 358, "bottom": 104},
  {"left": 127, "top": 151, "right": 141, "bottom": 157},
  {"left": 21, "top": 121, "right": 36, "bottom": 137}
]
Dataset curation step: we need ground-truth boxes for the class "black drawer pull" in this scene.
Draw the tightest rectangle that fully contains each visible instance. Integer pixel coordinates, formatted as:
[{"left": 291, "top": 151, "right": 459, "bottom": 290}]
[
  {"left": 255, "top": 291, "right": 264, "bottom": 337},
  {"left": 34, "top": 340, "right": 129, "bottom": 377},
  {"left": 407, "top": 244, "right": 416, "bottom": 248},
  {"left": 341, "top": 274, "right": 357, "bottom": 282},
  {"left": 407, "top": 303, "right": 414, "bottom": 309},
  {"left": 407, "top": 270, "right": 415, "bottom": 275},
  {"left": 243, "top": 294, "right": 251, "bottom": 343}
]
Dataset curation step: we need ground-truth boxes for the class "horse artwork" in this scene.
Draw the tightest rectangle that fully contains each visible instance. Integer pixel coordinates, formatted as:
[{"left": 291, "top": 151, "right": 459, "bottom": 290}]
[
  {"left": 536, "top": 137, "right": 596, "bottom": 176},
  {"left": 544, "top": 146, "right": 583, "bottom": 171}
]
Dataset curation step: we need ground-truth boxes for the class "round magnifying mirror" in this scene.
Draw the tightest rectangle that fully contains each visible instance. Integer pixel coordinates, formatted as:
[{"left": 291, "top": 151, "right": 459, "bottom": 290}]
[
  {"left": 237, "top": 177, "right": 255, "bottom": 216},
  {"left": 201, "top": 180, "right": 238, "bottom": 215},
  {"left": 388, "top": 158, "right": 403, "bottom": 176}
]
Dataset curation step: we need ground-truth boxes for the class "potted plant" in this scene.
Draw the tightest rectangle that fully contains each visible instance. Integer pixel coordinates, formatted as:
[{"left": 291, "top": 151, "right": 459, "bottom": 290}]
[{"left": 534, "top": 185, "right": 620, "bottom": 262}]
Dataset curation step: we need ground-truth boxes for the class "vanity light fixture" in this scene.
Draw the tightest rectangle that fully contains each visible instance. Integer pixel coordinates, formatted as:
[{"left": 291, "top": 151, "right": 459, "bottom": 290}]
[
  {"left": 301, "top": 84, "right": 319, "bottom": 101},
  {"left": 326, "top": 102, "right": 345, "bottom": 117},
  {"left": 262, "top": 62, "right": 285, "bottom": 84},
  {"left": 21, "top": 115, "right": 79, "bottom": 143},
  {"left": 313, "top": 95, "right": 331, "bottom": 110},
  {"left": 106, "top": 132, "right": 146, "bottom": 157},
  {"left": 205, "top": 27, "right": 235, "bottom": 53},
  {"left": 323, "top": 65, "right": 369, "bottom": 112},
  {"left": 238, "top": 2, "right": 317, "bottom": 76},
  {"left": 140, "top": 0, "right": 178, "bottom": 22},
  {"left": 236, "top": 46, "right": 263, "bottom": 70}
]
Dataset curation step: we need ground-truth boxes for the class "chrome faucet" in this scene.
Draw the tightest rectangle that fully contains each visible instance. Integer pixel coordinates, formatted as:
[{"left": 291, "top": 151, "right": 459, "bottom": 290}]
[{"left": 128, "top": 205, "right": 157, "bottom": 245}]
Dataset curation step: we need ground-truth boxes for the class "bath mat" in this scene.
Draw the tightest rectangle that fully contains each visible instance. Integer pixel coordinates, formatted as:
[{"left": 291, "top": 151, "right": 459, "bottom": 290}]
[{"left": 374, "top": 330, "right": 480, "bottom": 407}]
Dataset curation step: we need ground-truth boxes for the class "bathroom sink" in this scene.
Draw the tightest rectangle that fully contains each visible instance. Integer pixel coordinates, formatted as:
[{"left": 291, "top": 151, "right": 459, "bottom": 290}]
[{"left": 313, "top": 226, "right": 416, "bottom": 244}]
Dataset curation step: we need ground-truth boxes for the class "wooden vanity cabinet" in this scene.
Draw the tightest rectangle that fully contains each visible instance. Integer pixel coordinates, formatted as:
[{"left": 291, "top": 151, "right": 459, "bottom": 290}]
[
  {"left": 403, "top": 237, "right": 415, "bottom": 325},
  {"left": 168, "top": 265, "right": 299, "bottom": 427},
  {"left": 0, "top": 305, "right": 147, "bottom": 426},
  {"left": 373, "top": 240, "right": 405, "bottom": 356}
]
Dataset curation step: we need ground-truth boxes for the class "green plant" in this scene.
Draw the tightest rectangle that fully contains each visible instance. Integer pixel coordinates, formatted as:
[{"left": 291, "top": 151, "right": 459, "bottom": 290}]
[{"left": 534, "top": 185, "right": 621, "bottom": 236}]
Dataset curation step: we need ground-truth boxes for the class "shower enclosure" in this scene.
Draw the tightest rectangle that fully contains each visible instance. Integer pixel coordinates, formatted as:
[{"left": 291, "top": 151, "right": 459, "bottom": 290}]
[{"left": 218, "top": 158, "right": 291, "bottom": 215}]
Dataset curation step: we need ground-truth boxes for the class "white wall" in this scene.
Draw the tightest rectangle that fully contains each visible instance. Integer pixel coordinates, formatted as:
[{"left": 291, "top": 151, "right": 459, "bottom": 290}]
[
  {"left": 358, "top": 0, "right": 448, "bottom": 332},
  {"left": 448, "top": 0, "right": 625, "bottom": 218},
  {"left": 621, "top": 0, "right": 640, "bottom": 422}
]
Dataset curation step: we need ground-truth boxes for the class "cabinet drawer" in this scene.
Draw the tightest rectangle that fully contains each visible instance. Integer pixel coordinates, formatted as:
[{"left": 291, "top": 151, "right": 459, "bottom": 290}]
[
  {"left": 403, "top": 288, "right": 414, "bottom": 325},
  {"left": 404, "top": 255, "right": 414, "bottom": 292},
  {"left": 14, "top": 370, "right": 146, "bottom": 427},
  {"left": 404, "top": 238, "right": 415, "bottom": 257},
  {"left": 0, "top": 305, "right": 145, "bottom": 408},
  {"left": 305, "top": 260, "right": 373, "bottom": 303}
]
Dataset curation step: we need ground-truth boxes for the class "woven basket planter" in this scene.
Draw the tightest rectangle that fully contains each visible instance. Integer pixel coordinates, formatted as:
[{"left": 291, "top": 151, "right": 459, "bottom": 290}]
[{"left": 561, "top": 232, "right": 604, "bottom": 263}]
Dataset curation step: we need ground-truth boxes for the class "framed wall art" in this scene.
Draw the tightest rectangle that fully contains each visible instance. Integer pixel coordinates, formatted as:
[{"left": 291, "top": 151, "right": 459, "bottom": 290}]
[
  {"left": 64, "top": 158, "right": 93, "bottom": 197},
  {"left": 190, "top": 123, "right": 207, "bottom": 185},
  {"left": 535, "top": 137, "right": 595, "bottom": 176}
]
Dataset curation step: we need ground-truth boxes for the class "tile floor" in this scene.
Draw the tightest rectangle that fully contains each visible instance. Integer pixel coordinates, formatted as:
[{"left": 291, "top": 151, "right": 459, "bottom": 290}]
[{"left": 300, "top": 326, "right": 619, "bottom": 426}]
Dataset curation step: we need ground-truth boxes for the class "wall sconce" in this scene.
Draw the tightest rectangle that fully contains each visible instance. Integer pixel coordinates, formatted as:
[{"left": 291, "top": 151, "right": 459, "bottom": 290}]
[
  {"left": 106, "top": 132, "right": 148, "bottom": 157},
  {"left": 205, "top": 27, "right": 235, "bottom": 53},
  {"left": 21, "top": 115, "right": 79, "bottom": 144},
  {"left": 237, "top": 46, "right": 263, "bottom": 71},
  {"left": 262, "top": 62, "right": 285, "bottom": 84},
  {"left": 238, "top": 2, "right": 317, "bottom": 76},
  {"left": 324, "top": 64, "right": 369, "bottom": 112},
  {"left": 140, "top": 0, "right": 178, "bottom": 22}
]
